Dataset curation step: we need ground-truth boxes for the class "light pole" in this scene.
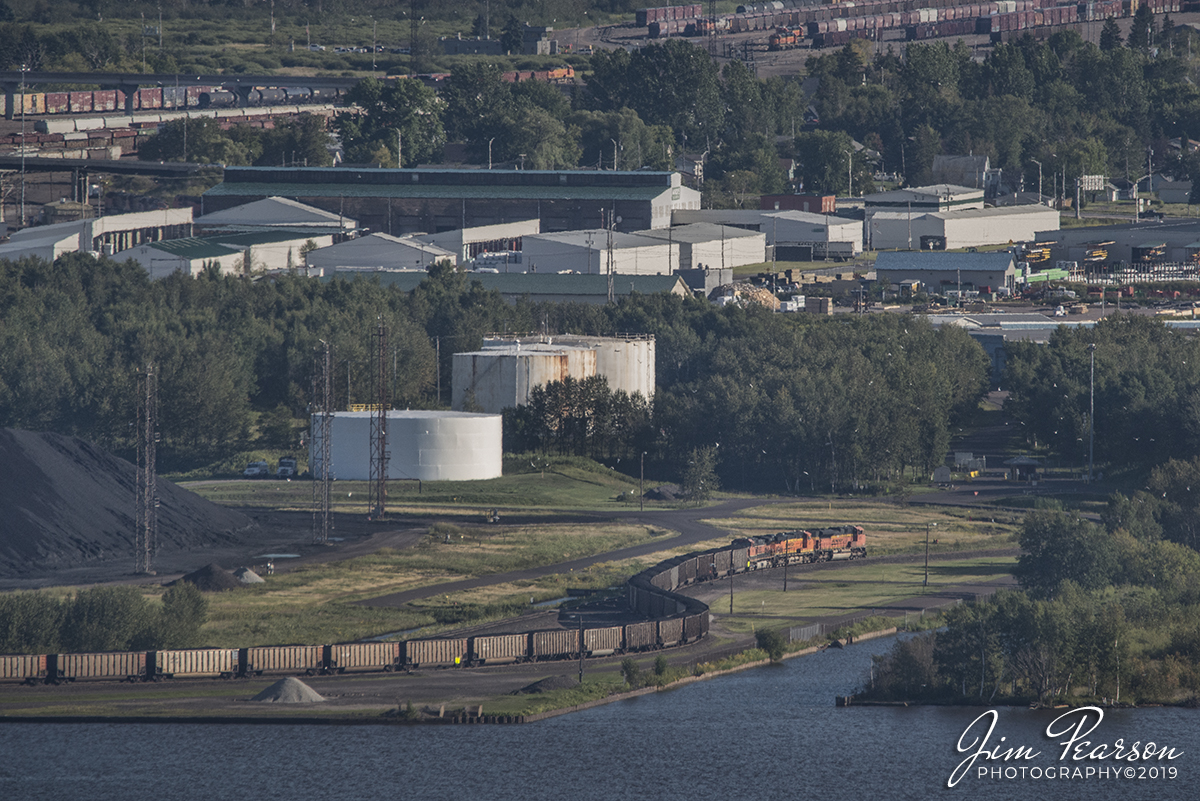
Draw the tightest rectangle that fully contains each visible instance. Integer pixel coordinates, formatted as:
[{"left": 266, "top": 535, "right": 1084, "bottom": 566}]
[
  {"left": 924, "top": 522, "right": 936, "bottom": 587},
  {"left": 20, "top": 63, "right": 27, "bottom": 227},
  {"left": 639, "top": 451, "right": 645, "bottom": 512},
  {"left": 488, "top": 137, "right": 495, "bottom": 170},
  {"left": 846, "top": 150, "right": 853, "bottom": 197},
  {"left": 611, "top": 138, "right": 618, "bottom": 171},
  {"left": 1088, "top": 343, "right": 1096, "bottom": 482},
  {"left": 1031, "top": 159, "right": 1042, "bottom": 205}
]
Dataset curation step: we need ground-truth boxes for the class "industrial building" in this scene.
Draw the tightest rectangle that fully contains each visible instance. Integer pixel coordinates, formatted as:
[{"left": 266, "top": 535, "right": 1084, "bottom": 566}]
[
  {"left": 193, "top": 196, "right": 358, "bottom": 235},
  {"left": 0, "top": 207, "right": 193, "bottom": 261},
  {"left": 416, "top": 219, "right": 541, "bottom": 263},
  {"left": 304, "top": 233, "right": 456, "bottom": 274},
  {"left": 201, "top": 167, "right": 701, "bottom": 237},
  {"left": 1034, "top": 220, "right": 1200, "bottom": 269},
  {"left": 874, "top": 251, "right": 1017, "bottom": 295},
  {"left": 863, "top": 184, "right": 985, "bottom": 215},
  {"left": 868, "top": 205, "right": 1060, "bottom": 251},
  {"left": 452, "top": 334, "right": 655, "bottom": 413},
  {"left": 116, "top": 229, "right": 336, "bottom": 278},
  {"left": 520, "top": 229, "right": 675, "bottom": 274},
  {"left": 636, "top": 223, "right": 765, "bottom": 270},
  {"left": 309, "top": 410, "right": 502, "bottom": 482},
  {"left": 672, "top": 208, "right": 862, "bottom": 259},
  {"left": 361, "top": 270, "right": 692, "bottom": 304}
]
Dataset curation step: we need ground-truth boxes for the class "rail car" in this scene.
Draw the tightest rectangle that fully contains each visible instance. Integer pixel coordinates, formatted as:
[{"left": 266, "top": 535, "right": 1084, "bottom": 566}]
[
  {"left": 1, "top": 85, "right": 345, "bottom": 119},
  {"left": 2, "top": 525, "right": 865, "bottom": 686}
]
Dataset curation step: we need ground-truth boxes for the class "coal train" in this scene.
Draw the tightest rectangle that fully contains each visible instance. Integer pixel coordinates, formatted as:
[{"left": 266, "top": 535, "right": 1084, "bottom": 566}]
[
  {"left": 0, "top": 525, "right": 865, "bottom": 686},
  {"left": 1, "top": 85, "right": 346, "bottom": 118}
]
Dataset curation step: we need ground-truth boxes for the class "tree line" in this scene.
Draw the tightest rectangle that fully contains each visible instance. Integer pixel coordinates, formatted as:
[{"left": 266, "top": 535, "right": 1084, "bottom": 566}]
[
  {"left": 0, "top": 583, "right": 207, "bottom": 654},
  {"left": 864, "top": 500, "right": 1200, "bottom": 705},
  {"left": 0, "top": 254, "right": 988, "bottom": 492}
]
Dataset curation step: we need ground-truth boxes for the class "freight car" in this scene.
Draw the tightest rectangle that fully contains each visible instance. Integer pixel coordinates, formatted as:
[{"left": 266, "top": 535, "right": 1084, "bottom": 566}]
[{"left": 5, "top": 525, "right": 864, "bottom": 686}]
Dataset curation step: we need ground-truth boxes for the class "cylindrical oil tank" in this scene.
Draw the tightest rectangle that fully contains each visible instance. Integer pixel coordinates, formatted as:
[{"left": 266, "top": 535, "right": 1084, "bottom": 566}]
[
  {"left": 471, "top": 634, "right": 528, "bottom": 664},
  {"left": 311, "top": 410, "right": 502, "bottom": 481},
  {"left": 481, "top": 335, "right": 655, "bottom": 401},
  {"left": 532, "top": 629, "right": 580, "bottom": 659},
  {"left": 1, "top": 654, "right": 47, "bottom": 682},
  {"left": 404, "top": 639, "right": 468, "bottom": 668},
  {"left": 658, "top": 618, "right": 683, "bottom": 647},
  {"left": 152, "top": 649, "right": 239, "bottom": 678},
  {"left": 243, "top": 645, "right": 324, "bottom": 676},
  {"left": 56, "top": 651, "right": 146, "bottom": 681},
  {"left": 452, "top": 345, "right": 597, "bottom": 413},
  {"left": 328, "top": 642, "right": 402, "bottom": 672},
  {"left": 584, "top": 626, "right": 623, "bottom": 656}
]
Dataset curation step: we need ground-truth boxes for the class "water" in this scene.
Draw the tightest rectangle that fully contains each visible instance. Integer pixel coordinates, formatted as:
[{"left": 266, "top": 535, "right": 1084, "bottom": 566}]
[{"left": 0, "top": 635, "right": 1194, "bottom": 800}]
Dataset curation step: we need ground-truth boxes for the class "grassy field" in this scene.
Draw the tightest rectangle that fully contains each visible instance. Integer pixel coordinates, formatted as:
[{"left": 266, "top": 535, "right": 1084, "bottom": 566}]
[
  {"left": 703, "top": 556, "right": 1017, "bottom": 637},
  {"left": 196, "top": 522, "right": 671, "bottom": 647},
  {"left": 703, "top": 500, "right": 1019, "bottom": 556}
]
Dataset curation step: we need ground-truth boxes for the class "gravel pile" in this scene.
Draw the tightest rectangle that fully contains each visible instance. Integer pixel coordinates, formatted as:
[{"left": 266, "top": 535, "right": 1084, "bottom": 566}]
[
  {"left": 234, "top": 567, "right": 265, "bottom": 584},
  {"left": 174, "top": 563, "right": 242, "bottom": 592},
  {"left": 513, "top": 675, "right": 579, "bottom": 695},
  {"left": 0, "top": 428, "right": 254, "bottom": 577},
  {"left": 251, "top": 677, "right": 326, "bottom": 703}
]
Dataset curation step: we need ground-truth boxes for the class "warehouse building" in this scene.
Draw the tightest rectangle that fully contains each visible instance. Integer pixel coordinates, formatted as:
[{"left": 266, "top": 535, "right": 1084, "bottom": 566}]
[
  {"left": 193, "top": 196, "right": 357, "bottom": 235},
  {"left": 520, "top": 229, "right": 675, "bottom": 274},
  {"left": 309, "top": 410, "right": 502, "bottom": 482},
  {"left": 672, "top": 208, "right": 862, "bottom": 259},
  {"left": 201, "top": 167, "right": 701, "bottom": 237},
  {"left": 117, "top": 229, "right": 336, "bottom": 278},
  {"left": 0, "top": 207, "right": 193, "bottom": 261},
  {"left": 863, "top": 184, "right": 985, "bottom": 215},
  {"left": 636, "top": 223, "right": 765, "bottom": 270},
  {"left": 304, "top": 233, "right": 456, "bottom": 274},
  {"left": 416, "top": 219, "right": 541, "bottom": 263},
  {"left": 874, "top": 251, "right": 1017, "bottom": 295},
  {"left": 868, "top": 205, "right": 1059, "bottom": 251}
]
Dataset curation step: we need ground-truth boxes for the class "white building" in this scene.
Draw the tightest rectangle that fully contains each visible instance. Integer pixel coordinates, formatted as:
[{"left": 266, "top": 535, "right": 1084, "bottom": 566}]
[
  {"left": 116, "top": 230, "right": 335, "bottom": 278},
  {"left": 636, "top": 222, "right": 765, "bottom": 270},
  {"left": 416, "top": 219, "right": 541, "bottom": 264},
  {"left": 520, "top": 229, "right": 675, "bottom": 275},
  {"left": 869, "top": 205, "right": 1059, "bottom": 251},
  {"left": 304, "top": 233, "right": 456, "bottom": 274},
  {"left": 309, "top": 410, "right": 502, "bottom": 482},
  {"left": 0, "top": 208, "right": 194, "bottom": 261},
  {"left": 193, "top": 196, "right": 358, "bottom": 234},
  {"left": 671, "top": 209, "right": 862, "bottom": 257}
]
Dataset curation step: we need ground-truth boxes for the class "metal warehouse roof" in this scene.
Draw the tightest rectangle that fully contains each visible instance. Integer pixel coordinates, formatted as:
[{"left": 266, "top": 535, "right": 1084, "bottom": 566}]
[
  {"left": 194, "top": 196, "right": 353, "bottom": 228},
  {"left": 147, "top": 238, "right": 242, "bottom": 260},
  {"left": 325, "top": 271, "right": 687, "bottom": 297},
  {"left": 874, "top": 251, "right": 1015, "bottom": 273},
  {"left": 637, "top": 222, "right": 763, "bottom": 244},
  {"left": 209, "top": 230, "right": 330, "bottom": 247},
  {"left": 203, "top": 182, "right": 673, "bottom": 202}
]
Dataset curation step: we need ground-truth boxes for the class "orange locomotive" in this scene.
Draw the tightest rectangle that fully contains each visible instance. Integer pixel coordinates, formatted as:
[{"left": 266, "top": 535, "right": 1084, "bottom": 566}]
[{"left": 735, "top": 525, "right": 866, "bottom": 570}]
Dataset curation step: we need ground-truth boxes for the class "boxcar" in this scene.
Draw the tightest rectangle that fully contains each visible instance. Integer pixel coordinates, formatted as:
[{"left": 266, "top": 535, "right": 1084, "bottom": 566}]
[
  {"left": 532, "top": 629, "right": 580, "bottom": 660},
  {"left": 713, "top": 548, "right": 732, "bottom": 576},
  {"left": 242, "top": 645, "right": 324, "bottom": 676},
  {"left": 0, "top": 654, "right": 48, "bottom": 683},
  {"left": 471, "top": 634, "right": 529, "bottom": 665},
  {"left": 55, "top": 651, "right": 146, "bottom": 682},
  {"left": 404, "top": 639, "right": 467, "bottom": 668},
  {"left": 327, "top": 642, "right": 402, "bottom": 673},
  {"left": 683, "top": 613, "right": 705, "bottom": 643},
  {"left": 680, "top": 557, "right": 698, "bottom": 586},
  {"left": 583, "top": 626, "right": 623, "bottom": 656},
  {"left": 658, "top": 618, "right": 684, "bottom": 648},
  {"left": 151, "top": 649, "right": 239, "bottom": 679}
]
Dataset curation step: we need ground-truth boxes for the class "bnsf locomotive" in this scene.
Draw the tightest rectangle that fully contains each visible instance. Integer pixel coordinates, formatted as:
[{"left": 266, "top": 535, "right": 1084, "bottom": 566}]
[{"left": 1, "top": 525, "right": 865, "bottom": 686}]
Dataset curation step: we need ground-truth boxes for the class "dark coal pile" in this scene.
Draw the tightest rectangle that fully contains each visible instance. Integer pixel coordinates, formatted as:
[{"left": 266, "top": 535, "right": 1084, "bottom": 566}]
[
  {"left": 0, "top": 428, "right": 254, "bottom": 578},
  {"left": 513, "top": 675, "right": 579, "bottom": 694},
  {"left": 174, "top": 563, "right": 242, "bottom": 592},
  {"left": 644, "top": 484, "right": 683, "bottom": 502}
]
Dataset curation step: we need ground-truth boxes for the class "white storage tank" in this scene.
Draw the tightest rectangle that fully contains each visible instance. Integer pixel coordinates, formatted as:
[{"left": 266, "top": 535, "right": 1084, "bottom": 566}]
[
  {"left": 310, "top": 411, "right": 502, "bottom": 481},
  {"left": 451, "top": 345, "right": 597, "bottom": 413},
  {"left": 491, "top": 335, "right": 655, "bottom": 400}
]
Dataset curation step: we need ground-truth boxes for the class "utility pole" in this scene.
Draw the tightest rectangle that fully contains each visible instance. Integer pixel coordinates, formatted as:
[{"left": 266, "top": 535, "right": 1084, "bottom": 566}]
[
  {"left": 135, "top": 363, "right": 158, "bottom": 575},
  {"left": 312, "top": 341, "right": 333, "bottom": 544},
  {"left": 20, "top": 63, "right": 27, "bottom": 227},
  {"left": 1088, "top": 343, "right": 1097, "bottom": 483},
  {"left": 639, "top": 452, "right": 645, "bottom": 512},
  {"left": 923, "top": 522, "right": 936, "bottom": 587},
  {"left": 1032, "top": 159, "right": 1042, "bottom": 205}
]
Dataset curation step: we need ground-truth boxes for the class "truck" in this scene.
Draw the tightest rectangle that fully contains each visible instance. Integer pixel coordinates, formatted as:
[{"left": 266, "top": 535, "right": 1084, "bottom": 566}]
[
  {"left": 242, "top": 461, "right": 269, "bottom": 477},
  {"left": 276, "top": 457, "right": 298, "bottom": 479}
]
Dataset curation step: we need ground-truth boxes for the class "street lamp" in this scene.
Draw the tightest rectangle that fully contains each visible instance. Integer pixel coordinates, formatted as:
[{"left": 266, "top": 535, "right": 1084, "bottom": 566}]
[
  {"left": 20, "top": 63, "right": 27, "bottom": 227},
  {"left": 488, "top": 137, "right": 495, "bottom": 170},
  {"left": 639, "top": 451, "right": 646, "bottom": 512},
  {"left": 924, "top": 522, "right": 937, "bottom": 586},
  {"left": 1088, "top": 343, "right": 1097, "bottom": 482},
  {"left": 1031, "top": 159, "right": 1042, "bottom": 205}
]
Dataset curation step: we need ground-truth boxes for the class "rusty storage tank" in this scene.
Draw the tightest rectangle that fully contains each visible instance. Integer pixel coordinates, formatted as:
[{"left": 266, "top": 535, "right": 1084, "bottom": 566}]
[
  {"left": 310, "top": 410, "right": 502, "bottom": 482},
  {"left": 451, "top": 343, "right": 597, "bottom": 413},
  {"left": 481, "top": 334, "right": 655, "bottom": 401}
]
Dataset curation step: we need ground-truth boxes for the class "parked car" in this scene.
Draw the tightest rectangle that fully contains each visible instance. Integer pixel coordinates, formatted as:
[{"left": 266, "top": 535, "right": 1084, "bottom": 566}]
[
  {"left": 276, "top": 457, "right": 298, "bottom": 479},
  {"left": 243, "top": 461, "right": 270, "bottom": 477}
]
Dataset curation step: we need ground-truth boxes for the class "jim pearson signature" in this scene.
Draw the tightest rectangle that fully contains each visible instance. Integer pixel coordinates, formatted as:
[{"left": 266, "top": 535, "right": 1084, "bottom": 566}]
[{"left": 948, "top": 706, "right": 1184, "bottom": 788}]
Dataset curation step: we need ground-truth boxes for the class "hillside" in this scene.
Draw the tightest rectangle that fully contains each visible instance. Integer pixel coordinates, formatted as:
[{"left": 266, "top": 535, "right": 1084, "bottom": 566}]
[{"left": 0, "top": 429, "right": 254, "bottom": 578}]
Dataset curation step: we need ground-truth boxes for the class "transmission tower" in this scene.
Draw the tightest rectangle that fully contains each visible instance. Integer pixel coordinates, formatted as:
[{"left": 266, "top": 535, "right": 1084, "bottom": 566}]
[
  {"left": 311, "top": 341, "right": 333, "bottom": 544},
  {"left": 135, "top": 363, "right": 158, "bottom": 574},
  {"left": 368, "top": 317, "right": 390, "bottom": 520}
]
